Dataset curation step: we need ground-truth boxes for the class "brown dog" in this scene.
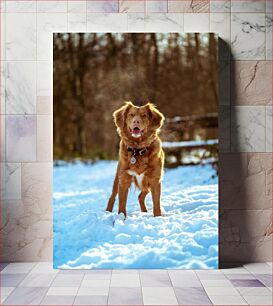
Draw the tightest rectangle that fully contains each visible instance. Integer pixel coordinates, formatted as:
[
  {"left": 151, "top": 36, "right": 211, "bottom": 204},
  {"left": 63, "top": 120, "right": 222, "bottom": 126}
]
[{"left": 106, "top": 101, "right": 165, "bottom": 217}]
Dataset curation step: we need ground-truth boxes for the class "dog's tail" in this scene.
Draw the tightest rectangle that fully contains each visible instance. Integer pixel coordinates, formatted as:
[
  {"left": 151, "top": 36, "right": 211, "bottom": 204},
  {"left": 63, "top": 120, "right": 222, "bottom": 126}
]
[{"left": 106, "top": 163, "right": 120, "bottom": 212}]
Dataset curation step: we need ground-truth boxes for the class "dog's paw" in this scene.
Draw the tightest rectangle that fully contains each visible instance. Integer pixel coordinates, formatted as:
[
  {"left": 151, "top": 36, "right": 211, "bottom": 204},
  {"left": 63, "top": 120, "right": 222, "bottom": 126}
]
[
  {"left": 117, "top": 212, "right": 126, "bottom": 221},
  {"left": 161, "top": 207, "right": 166, "bottom": 216}
]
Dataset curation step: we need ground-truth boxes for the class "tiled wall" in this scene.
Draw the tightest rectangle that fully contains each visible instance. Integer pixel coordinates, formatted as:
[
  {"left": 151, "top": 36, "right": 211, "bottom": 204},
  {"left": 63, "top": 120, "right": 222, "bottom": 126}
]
[{"left": 0, "top": 0, "right": 272, "bottom": 263}]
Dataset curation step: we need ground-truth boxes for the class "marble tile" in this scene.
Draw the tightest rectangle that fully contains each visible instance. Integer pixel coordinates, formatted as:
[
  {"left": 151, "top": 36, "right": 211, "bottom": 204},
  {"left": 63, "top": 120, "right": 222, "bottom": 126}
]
[
  {"left": 127, "top": 12, "right": 145, "bottom": 31},
  {"left": 220, "top": 152, "right": 272, "bottom": 209},
  {"left": 37, "top": 61, "right": 52, "bottom": 97},
  {"left": 1, "top": 116, "right": 5, "bottom": 161},
  {"left": 77, "top": 286, "right": 109, "bottom": 296},
  {"left": 1, "top": 13, "right": 6, "bottom": 60},
  {"left": 210, "top": 13, "right": 231, "bottom": 47},
  {"left": 129, "top": 13, "right": 145, "bottom": 32},
  {"left": 0, "top": 199, "right": 26, "bottom": 261},
  {"left": 37, "top": 96, "right": 52, "bottom": 115},
  {"left": 266, "top": 0, "right": 272, "bottom": 12},
  {"left": 266, "top": 106, "right": 272, "bottom": 152},
  {"left": 3, "top": 287, "right": 48, "bottom": 305},
  {"left": 169, "top": 271, "right": 202, "bottom": 287},
  {"left": 231, "top": 13, "right": 266, "bottom": 60},
  {"left": 29, "top": 262, "right": 57, "bottom": 275},
  {"left": 0, "top": 263, "right": 9, "bottom": 271},
  {"left": 231, "top": 0, "right": 266, "bottom": 13},
  {"left": 254, "top": 274, "right": 273, "bottom": 287},
  {"left": 6, "top": 1, "right": 36, "bottom": 12},
  {"left": 222, "top": 267, "right": 252, "bottom": 275},
  {"left": 210, "top": 0, "right": 231, "bottom": 12},
  {"left": 204, "top": 286, "right": 240, "bottom": 296},
  {"left": 2, "top": 263, "right": 37, "bottom": 274},
  {"left": 243, "top": 295, "right": 272, "bottom": 305},
  {"left": 84, "top": 273, "right": 111, "bottom": 280},
  {"left": 68, "top": 13, "right": 87, "bottom": 32},
  {"left": 111, "top": 269, "right": 138, "bottom": 274},
  {"left": 219, "top": 106, "right": 230, "bottom": 152},
  {"left": 51, "top": 274, "right": 84, "bottom": 287},
  {"left": 37, "top": 115, "right": 52, "bottom": 162},
  {"left": 86, "top": 13, "right": 127, "bottom": 31},
  {"left": 0, "top": 0, "right": 6, "bottom": 12},
  {"left": 201, "top": 279, "right": 234, "bottom": 287},
  {"left": 244, "top": 262, "right": 272, "bottom": 274},
  {"left": 266, "top": 13, "right": 272, "bottom": 60},
  {"left": 108, "top": 287, "right": 142, "bottom": 305},
  {"left": 146, "top": 0, "right": 167, "bottom": 13},
  {"left": 225, "top": 274, "right": 256, "bottom": 280},
  {"left": 231, "top": 279, "right": 265, "bottom": 287},
  {"left": 87, "top": 0, "right": 118, "bottom": 13},
  {"left": 40, "top": 295, "right": 75, "bottom": 305},
  {"left": 184, "top": 13, "right": 209, "bottom": 32},
  {"left": 6, "top": 115, "right": 36, "bottom": 162},
  {"left": 1, "top": 63, "right": 5, "bottom": 114},
  {"left": 208, "top": 294, "right": 247, "bottom": 305},
  {"left": 6, "top": 61, "right": 36, "bottom": 114},
  {"left": 174, "top": 287, "right": 212, "bottom": 305},
  {"left": 140, "top": 270, "right": 171, "bottom": 287},
  {"left": 119, "top": 0, "right": 144, "bottom": 13},
  {"left": 231, "top": 106, "right": 265, "bottom": 152},
  {"left": 68, "top": 1, "right": 87, "bottom": 13},
  {"left": 144, "top": 13, "right": 183, "bottom": 32},
  {"left": 1, "top": 273, "right": 28, "bottom": 287},
  {"left": 195, "top": 270, "right": 226, "bottom": 280},
  {"left": 142, "top": 287, "right": 178, "bottom": 305},
  {"left": 219, "top": 209, "right": 272, "bottom": 262},
  {"left": 222, "top": 208, "right": 273, "bottom": 244},
  {"left": 82, "top": 279, "right": 110, "bottom": 287},
  {"left": 110, "top": 274, "right": 140, "bottom": 287},
  {"left": 60, "top": 269, "right": 86, "bottom": 275},
  {"left": 86, "top": 269, "right": 112, "bottom": 275},
  {"left": 6, "top": 13, "right": 36, "bottom": 60},
  {"left": 22, "top": 162, "right": 52, "bottom": 216},
  {"left": 19, "top": 273, "right": 56, "bottom": 287},
  {"left": 237, "top": 286, "right": 272, "bottom": 295},
  {"left": 168, "top": 0, "right": 209, "bottom": 13},
  {"left": 1, "top": 287, "right": 15, "bottom": 304},
  {"left": 74, "top": 295, "right": 108, "bottom": 305},
  {"left": 231, "top": 61, "right": 272, "bottom": 105},
  {"left": 37, "top": 1, "right": 67, "bottom": 13},
  {"left": 4, "top": 163, "right": 21, "bottom": 199},
  {"left": 37, "top": 13, "right": 67, "bottom": 61},
  {"left": 46, "top": 286, "right": 78, "bottom": 295}
]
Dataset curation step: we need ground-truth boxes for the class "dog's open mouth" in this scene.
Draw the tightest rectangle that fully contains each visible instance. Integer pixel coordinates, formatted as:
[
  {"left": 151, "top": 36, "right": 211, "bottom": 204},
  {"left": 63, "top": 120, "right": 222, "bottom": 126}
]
[{"left": 130, "top": 127, "right": 144, "bottom": 137}]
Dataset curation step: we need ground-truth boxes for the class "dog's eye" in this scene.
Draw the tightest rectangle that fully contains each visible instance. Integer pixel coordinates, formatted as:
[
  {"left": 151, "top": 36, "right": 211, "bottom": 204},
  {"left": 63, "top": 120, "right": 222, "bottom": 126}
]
[
  {"left": 142, "top": 114, "right": 147, "bottom": 118},
  {"left": 129, "top": 114, "right": 134, "bottom": 117}
]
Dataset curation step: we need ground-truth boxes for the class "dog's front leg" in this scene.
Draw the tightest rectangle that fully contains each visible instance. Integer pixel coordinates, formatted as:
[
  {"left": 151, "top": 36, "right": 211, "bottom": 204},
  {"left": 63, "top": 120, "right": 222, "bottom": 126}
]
[
  {"left": 151, "top": 181, "right": 162, "bottom": 217},
  {"left": 118, "top": 175, "right": 131, "bottom": 218},
  {"left": 106, "top": 163, "right": 120, "bottom": 212}
]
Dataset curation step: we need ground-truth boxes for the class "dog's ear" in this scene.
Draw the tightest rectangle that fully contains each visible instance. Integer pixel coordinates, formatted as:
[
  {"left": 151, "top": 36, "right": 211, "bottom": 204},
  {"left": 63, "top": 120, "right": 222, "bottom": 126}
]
[
  {"left": 113, "top": 101, "right": 133, "bottom": 129},
  {"left": 145, "top": 103, "right": 165, "bottom": 129}
]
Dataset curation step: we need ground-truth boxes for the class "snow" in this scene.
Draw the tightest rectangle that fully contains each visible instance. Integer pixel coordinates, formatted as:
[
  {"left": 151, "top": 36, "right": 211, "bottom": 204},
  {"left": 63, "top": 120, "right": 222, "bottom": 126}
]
[
  {"left": 53, "top": 161, "right": 218, "bottom": 269},
  {"left": 162, "top": 139, "right": 218, "bottom": 148}
]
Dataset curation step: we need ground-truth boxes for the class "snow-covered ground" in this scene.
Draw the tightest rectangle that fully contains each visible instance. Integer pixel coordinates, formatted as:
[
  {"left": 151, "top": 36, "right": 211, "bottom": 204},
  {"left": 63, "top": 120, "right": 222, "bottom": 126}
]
[{"left": 53, "top": 161, "right": 218, "bottom": 269}]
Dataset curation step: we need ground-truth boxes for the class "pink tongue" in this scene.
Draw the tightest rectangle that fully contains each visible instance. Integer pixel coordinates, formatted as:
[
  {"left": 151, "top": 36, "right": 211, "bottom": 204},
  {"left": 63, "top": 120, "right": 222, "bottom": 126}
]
[{"left": 132, "top": 128, "right": 140, "bottom": 134}]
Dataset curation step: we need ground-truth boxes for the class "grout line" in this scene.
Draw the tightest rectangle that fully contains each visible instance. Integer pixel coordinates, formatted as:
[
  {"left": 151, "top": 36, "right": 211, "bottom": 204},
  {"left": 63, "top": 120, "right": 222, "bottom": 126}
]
[{"left": 106, "top": 269, "right": 113, "bottom": 305}]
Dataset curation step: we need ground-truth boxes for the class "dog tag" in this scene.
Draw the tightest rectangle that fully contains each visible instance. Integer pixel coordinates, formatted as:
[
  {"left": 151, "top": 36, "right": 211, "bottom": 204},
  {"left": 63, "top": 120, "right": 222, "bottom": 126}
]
[{"left": 130, "top": 156, "right": 137, "bottom": 164}]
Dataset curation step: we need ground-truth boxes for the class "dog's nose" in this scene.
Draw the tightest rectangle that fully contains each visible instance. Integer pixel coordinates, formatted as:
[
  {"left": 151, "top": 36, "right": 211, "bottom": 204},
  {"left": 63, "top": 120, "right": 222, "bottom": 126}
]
[{"left": 133, "top": 116, "right": 141, "bottom": 125}]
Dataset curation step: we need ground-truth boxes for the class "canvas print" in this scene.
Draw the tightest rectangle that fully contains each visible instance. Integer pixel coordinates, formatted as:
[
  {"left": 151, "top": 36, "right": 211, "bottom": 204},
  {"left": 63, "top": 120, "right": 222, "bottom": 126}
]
[{"left": 53, "top": 33, "right": 219, "bottom": 269}]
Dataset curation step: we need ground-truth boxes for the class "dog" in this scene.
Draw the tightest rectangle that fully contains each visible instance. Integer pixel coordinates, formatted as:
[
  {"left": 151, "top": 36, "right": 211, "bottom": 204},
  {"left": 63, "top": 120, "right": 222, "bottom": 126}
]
[{"left": 106, "top": 101, "right": 165, "bottom": 217}]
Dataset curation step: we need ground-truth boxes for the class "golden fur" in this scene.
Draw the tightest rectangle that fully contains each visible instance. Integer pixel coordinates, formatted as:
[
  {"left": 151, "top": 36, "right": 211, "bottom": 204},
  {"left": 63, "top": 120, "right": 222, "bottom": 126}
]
[{"left": 106, "top": 101, "right": 165, "bottom": 217}]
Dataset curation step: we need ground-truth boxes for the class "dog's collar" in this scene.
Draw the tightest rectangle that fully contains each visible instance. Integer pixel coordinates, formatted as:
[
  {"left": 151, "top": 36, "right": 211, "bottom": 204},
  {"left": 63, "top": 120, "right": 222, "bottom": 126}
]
[{"left": 127, "top": 146, "right": 148, "bottom": 157}]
